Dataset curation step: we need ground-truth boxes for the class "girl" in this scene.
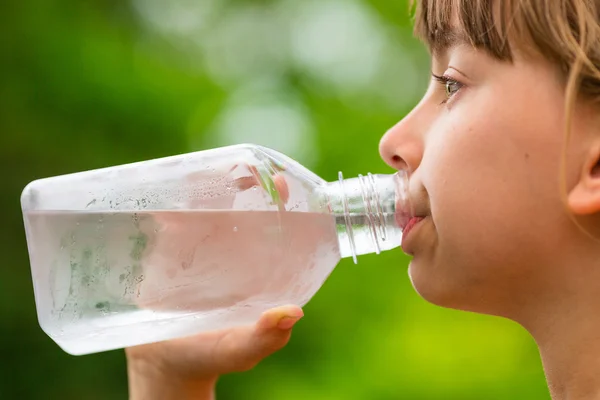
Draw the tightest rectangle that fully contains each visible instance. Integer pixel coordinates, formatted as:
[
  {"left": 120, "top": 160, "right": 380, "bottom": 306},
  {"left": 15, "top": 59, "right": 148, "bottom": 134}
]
[{"left": 125, "top": 1, "right": 600, "bottom": 399}]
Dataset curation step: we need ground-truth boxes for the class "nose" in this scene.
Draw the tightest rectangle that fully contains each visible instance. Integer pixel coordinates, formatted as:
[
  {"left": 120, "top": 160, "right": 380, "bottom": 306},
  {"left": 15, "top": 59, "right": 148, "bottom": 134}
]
[{"left": 379, "top": 105, "right": 426, "bottom": 173}]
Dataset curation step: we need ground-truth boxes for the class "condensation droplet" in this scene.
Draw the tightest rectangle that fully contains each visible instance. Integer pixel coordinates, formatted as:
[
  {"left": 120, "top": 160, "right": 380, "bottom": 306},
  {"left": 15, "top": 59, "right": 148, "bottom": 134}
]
[{"left": 233, "top": 227, "right": 238, "bottom": 232}]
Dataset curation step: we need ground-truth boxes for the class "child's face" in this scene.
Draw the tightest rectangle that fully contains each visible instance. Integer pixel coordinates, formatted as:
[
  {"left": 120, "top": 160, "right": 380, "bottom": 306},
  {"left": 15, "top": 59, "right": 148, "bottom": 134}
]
[{"left": 379, "top": 34, "right": 595, "bottom": 315}]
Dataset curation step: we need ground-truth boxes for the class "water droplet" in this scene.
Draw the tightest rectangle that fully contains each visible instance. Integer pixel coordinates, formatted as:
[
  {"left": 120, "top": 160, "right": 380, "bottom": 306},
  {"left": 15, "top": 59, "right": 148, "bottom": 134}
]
[{"left": 233, "top": 227, "right": 238, "bottom": 232}]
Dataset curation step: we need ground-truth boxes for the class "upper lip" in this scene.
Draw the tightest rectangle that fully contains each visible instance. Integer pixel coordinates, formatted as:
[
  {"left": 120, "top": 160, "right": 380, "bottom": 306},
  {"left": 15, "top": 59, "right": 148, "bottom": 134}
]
[
  {"left": 395, "top": 173, "right": 430, "bottom": 230},
  {"left": 395, "top": 209, "right": 429, "bottom": 231}
]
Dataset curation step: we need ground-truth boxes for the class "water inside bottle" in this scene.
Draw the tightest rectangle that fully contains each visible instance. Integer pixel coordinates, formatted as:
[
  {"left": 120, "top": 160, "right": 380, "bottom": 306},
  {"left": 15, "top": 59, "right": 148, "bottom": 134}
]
[{"left": 24, "top": 209, "right": 341, "bottom": 354}]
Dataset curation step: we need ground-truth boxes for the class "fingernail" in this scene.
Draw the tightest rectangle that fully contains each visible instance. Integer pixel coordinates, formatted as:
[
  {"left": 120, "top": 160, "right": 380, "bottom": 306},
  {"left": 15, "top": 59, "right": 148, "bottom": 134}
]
[{"left": 277, "top": 316, "right": 302, "bottom": 330}]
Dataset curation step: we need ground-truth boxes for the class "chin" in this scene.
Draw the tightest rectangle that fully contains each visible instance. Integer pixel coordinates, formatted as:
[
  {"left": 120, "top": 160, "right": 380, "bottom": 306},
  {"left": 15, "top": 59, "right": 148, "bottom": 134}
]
[
  {"left": 408, "top": 259, "right": 476, "bottom": 311},
  {"left": 409, "top": 261, "right": 448, "bottom": 306}
]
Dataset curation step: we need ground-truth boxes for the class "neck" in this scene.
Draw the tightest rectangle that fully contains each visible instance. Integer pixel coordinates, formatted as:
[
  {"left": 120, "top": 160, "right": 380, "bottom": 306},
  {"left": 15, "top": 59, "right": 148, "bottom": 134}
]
[
  {"left": 515, "top": 249, "right": 600, "bottom": 400},
  {"left": 533, "top": 313, "right": 600, "bottom": 400}
]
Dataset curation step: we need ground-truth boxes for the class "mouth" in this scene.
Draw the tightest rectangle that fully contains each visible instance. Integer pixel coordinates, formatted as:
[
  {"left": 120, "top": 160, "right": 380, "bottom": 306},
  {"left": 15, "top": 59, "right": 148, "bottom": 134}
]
[
  {"left": 394, "top": 206, "right": 428, "bottom": 234},
  {"left": 393, "top": 172, "right": 429, "bottom": 252},
  {"left": 402, "top": 216, "right": 425, "bottom": 238},
  {"left": 395, "top": 210, "right": 427, "bottom": 234},
  {"left": 395, "top": 204, "right": 428, "bottom": 254},
  {"left": 399, "top": 216, "right": 427, "bottom": 255}
]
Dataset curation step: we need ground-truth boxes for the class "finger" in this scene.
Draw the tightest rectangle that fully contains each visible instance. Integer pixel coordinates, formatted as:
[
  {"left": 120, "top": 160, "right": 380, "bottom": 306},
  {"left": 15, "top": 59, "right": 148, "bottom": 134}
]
[
  {"left": 272, "top": 175, "right": 290, "bottom": 204},
  {"left": 255, "top": 305, "right": 304, "bottom": 332},
  {"left": 234, "top": 175, "right": 260, "bottom": 191},
  {"left": 234, "top": 164, "right": 290, "bottom": 204},
  {"left": 245, "top": 306, "right": 304, "bottom": 359},
  {"left": 215, "top": 306, "right": 304, "bottom": 372},
  {"left": 235, "top": 173, "right": 289, "bottom": 204}
]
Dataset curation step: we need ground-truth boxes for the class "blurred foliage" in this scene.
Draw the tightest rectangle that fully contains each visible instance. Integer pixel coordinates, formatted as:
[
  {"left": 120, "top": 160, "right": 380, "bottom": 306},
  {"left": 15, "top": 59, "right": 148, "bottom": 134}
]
[{"left": 1, "top": 0, "right": 549, "bottom": 399}]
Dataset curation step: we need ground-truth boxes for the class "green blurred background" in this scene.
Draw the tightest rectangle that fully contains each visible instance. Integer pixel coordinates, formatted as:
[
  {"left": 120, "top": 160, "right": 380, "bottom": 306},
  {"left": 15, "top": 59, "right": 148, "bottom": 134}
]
[{"left": 1, "top": 0, "right": 549, "bottom": 398}]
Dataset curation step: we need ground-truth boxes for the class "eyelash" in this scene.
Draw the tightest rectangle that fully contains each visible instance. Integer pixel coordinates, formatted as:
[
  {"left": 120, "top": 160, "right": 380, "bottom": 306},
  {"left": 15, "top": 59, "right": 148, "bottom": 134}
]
[{"left": 432, "top": 73, "right": 464, "bottom": 105}]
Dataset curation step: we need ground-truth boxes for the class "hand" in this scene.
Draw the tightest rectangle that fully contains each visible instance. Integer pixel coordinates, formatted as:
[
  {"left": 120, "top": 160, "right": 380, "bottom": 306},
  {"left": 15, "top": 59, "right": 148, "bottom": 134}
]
[{"left": 126, "top": 305, "right": 304, "bottom": 400}]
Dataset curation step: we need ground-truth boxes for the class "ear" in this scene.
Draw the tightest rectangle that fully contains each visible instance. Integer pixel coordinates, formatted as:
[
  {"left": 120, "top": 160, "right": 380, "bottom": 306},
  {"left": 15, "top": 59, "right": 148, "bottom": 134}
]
[{"left": 568, "top": 143, "right": 600, "bottom": 215}]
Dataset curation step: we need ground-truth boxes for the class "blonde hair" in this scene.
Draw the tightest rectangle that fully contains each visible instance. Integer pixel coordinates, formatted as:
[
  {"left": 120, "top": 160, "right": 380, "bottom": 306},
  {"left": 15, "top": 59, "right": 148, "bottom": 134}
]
[{"left": 412, "top": 0, "right": 600, "bottom": 237}]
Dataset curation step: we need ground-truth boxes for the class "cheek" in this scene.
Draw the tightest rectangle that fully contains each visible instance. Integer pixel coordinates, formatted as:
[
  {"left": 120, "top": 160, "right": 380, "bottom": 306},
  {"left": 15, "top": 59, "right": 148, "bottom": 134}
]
[{"left": 422, "top": 93, "right": 567, "bottom": 272}]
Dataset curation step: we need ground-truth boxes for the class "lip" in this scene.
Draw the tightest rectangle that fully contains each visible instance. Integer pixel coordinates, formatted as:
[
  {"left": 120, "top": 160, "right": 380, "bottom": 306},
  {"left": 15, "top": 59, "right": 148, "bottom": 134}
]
[
  {"left": 394, "top": 209, "right": 412, "bottom": 233},
  {"left": 400, "top": 216, "right": 426, "bottom": 255}
]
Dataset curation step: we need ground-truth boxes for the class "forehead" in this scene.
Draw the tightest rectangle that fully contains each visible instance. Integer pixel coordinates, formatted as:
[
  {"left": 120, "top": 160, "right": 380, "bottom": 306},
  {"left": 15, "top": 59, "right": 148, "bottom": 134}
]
[
  {"left": 430, "top": 28, "right": 471, "bottom": 57},
  {"left": 414, "top": 0, "right": 513, "bottom": 61}
]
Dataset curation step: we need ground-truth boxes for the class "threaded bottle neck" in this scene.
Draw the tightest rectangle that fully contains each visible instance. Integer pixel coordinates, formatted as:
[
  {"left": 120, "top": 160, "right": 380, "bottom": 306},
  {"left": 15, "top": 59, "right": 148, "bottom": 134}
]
[{"left": 326, "top": 171, "right": 411, "bottom": 264}]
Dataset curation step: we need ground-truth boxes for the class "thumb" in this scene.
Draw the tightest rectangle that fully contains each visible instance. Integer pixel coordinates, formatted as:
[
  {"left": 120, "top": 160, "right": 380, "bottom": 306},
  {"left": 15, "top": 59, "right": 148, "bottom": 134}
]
[
  {"left": 255, "top": 305, "right": 304, "bottom": 335},
  {"left": 229, "top": 306, "right": 304, "bottom": 371}
]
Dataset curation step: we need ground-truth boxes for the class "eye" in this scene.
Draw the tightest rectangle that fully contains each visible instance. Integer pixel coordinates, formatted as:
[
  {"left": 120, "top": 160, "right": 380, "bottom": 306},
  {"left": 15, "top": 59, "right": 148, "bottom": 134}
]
[
  {"left": 432, "top": 74, "right": 464, "bottom": 104},
  {"left": 444, "top": 79, "right": 462, "bottom": 98}
]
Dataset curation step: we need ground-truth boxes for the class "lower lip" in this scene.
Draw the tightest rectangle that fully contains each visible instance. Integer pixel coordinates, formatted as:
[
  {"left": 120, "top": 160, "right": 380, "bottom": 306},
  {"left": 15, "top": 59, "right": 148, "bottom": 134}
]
[{"left": 401, "top": 217, "right": 425, "bottom": 248}]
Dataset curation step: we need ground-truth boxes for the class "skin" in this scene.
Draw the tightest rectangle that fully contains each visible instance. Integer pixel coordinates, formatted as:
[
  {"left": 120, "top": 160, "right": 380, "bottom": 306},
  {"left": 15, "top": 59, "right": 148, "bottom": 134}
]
[
  {"left": 126, "top": 305, "right": 303, "bottom": 400},
  {"left": 379, "top": 36, "right": 600, "bottom": 400},
  {"left": 126, "top": 22, "right": 600, "bottom": 400}
]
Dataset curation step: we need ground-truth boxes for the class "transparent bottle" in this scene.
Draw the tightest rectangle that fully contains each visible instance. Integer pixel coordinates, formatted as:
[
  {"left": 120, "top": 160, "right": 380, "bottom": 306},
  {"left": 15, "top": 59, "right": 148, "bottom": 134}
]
[{"left": 21, "top": 144, "right": 412, "bottom": 355}]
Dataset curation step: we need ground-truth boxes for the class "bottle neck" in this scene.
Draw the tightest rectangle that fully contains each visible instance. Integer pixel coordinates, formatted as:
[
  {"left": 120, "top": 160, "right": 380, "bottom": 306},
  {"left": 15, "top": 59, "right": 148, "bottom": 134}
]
[{"left": 326, "top": 171, "right": 411, "bottom": 264}]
